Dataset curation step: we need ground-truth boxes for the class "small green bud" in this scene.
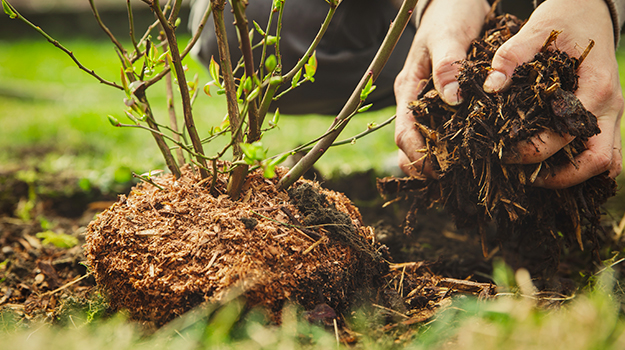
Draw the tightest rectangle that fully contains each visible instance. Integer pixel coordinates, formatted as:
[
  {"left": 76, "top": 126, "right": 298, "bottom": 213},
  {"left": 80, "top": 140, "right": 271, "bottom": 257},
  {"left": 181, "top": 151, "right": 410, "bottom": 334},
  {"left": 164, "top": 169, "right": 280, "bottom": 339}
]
[
  {"left": 292, "top": 68, "right": 302, "bottom": 88},
  {"left": 360, "top": 75, "right": 376, "bottom": 101},
  {"left": 269, "top": 76, "right": 283, "bottom": 87},
  {"left": 107, "top": 115, "right": 121, "bottom": 127},
  {"left": 243, "top": 76, "right": 253, "bottom": 92},
  {"left": 270, "top": 108, "right": 281, "bottom": 126},
  {"left": 357, "top": 103, "right": 373, "bottom": 113},
  {"left": 247, "top": 87, "right": 260, "bottom": 102},
  {"left": 265, "top": 54, "right": 277, "bottom": 73},
  {"left": 266, "top": 35, "right": 277, "bottom": 46},
  {"left": 174, "top": 17, "right": 181, "bottom": 28},
  {"left": 2, "top": 0, "right": 16, "bottom": 19},
  {"left": 253, "top": 21, "right": 266, "bottom": 36}
]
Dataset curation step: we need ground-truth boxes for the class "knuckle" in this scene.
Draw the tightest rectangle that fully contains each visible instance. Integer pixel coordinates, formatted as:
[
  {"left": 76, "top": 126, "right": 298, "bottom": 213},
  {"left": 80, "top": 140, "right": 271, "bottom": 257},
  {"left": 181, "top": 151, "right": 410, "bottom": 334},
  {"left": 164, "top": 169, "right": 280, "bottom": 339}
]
[
  {"left": 491, "top": 43, "right": 522, "bottom": 70},
  {"left": 393, "top": 70, "right": 409, "bottom": 94},
  {"left": 394, "top": 127, "right": 409, "bottom": 147},
  {"left": 592, "top": 149, "right": 614, "bottom": 174},
  {"left": 431, "top": 56, "right": 461, "bottom": 83},
  {"left": 585, "top": 69, "right": 623, "bottom": 112}
]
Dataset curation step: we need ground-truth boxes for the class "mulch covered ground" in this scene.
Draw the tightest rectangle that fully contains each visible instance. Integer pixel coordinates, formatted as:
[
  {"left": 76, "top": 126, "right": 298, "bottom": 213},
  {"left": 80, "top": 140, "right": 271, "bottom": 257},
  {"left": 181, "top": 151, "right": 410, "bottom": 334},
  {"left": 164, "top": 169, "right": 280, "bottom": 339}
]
[{"left": 0, "top": 165, "right": 495, "bottom": 338}]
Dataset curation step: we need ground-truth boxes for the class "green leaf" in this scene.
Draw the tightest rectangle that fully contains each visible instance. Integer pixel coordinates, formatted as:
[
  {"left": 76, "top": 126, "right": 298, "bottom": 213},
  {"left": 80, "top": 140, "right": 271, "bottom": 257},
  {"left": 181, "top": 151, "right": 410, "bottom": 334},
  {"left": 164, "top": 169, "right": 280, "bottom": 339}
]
[
  {"left": 269, "top": 152, "right": 290, "bottom": 167},
  {"left": 304, "top": 51, "right": 317, "bottom": 81},
  {"left": 291, "top": 68, "right": 302, "bottom": 88},
  {"left": 209, "top": 56, "right": 220, "bottom": 85},
  {"left": 360, "top": 75, "right": 376, "bottom": 101},
  {"left": 2, "top": 0, "right": 17, "bottom": 19},
  {"left": 236, "top": 76, "right": 245, "bottom": 100},
  {"left": 120, "top": 68, "right": 130, "bottom": 97},
  {"left": 263, "top": 163, "right": 276, "bottom": 179},
  {"left": 36, "top": 231, "right": 79, "bottom": 249},
  {"left": 270, "top": 108, "right": 281, "bottom": 126},
  {"left": 204, "top": 81, "right": 215, "bottom": 97},
  {"left": 253, "top": 21, "right": 266, "bottom": 36},
  {"left": 166, "top": 53, "right": 177, "bottom": 81},
  {"left": 240, "top": 141, "right": 266, "bottom": 162}
]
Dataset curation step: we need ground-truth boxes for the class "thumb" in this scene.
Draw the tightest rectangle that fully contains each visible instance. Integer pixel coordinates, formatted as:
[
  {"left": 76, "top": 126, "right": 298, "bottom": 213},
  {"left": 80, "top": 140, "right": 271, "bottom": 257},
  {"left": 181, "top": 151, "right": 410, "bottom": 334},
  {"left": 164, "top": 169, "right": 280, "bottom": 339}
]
[{"left": 483, "top": 28, "right": 546, "bottom": 93}]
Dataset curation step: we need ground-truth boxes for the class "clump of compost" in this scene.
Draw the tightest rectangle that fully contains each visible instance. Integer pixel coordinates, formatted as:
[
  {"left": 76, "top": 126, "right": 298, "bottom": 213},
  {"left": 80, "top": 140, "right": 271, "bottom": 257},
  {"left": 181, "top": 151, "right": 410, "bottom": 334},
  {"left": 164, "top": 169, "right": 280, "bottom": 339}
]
[
  {"left": 85, "top": 165, "right": 388, "bottom": 326},
  {"left": 379, "top": 13, "right": 616, "bottom": 277}
]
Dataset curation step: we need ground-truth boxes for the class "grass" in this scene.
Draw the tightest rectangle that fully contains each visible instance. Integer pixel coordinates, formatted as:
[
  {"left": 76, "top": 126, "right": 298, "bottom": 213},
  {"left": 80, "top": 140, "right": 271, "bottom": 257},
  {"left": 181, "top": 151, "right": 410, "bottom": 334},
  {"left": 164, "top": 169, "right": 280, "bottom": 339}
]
[{"left": 2, "top": 264, "right": 625, "bottom": 349}]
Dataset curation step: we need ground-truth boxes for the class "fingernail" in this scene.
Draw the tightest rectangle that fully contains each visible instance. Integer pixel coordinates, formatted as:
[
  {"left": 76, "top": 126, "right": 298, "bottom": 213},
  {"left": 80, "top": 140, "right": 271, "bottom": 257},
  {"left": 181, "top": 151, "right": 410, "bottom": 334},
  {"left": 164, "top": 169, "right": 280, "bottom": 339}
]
[
  {"left": 442, "top": 82, "right": 462, "bottom": 106},
  {"left": 483, "top": 70, "right": 507, "bottom": 93}
]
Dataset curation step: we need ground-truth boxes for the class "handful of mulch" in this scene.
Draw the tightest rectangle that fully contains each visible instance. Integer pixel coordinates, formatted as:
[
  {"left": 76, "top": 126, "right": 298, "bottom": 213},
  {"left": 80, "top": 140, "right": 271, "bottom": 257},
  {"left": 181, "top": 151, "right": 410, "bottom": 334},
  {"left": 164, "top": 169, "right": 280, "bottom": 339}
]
[{"left": 378, "top": 13, "right": 616, "bottom": 275}]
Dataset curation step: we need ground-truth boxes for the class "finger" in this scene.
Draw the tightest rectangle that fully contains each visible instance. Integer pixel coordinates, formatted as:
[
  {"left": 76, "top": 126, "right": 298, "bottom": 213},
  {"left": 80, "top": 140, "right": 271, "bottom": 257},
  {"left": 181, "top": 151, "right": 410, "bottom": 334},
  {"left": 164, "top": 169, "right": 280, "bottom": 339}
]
[
  {"left": 533, "top": 117, "right": 618, "bottom": 189},
  {"left": 483, "top": 24, "right": 548, "bottom": 93},
  {"left": 429, "top": 43, "right": 465, "bottom": 106},
  {"left": 394, "top": 80, "right": 437, "bottom": 178},
  {"left": 503, "top": 130, "right": 575, "bottom": 164},
  {"left": 421, "top": 0, "right": 488, "bottom": 105}
]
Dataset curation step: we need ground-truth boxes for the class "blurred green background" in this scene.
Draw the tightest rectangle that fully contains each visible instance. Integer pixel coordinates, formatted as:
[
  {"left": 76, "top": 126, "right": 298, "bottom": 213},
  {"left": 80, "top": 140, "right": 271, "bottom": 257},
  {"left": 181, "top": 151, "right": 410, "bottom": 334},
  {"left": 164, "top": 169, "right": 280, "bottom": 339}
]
[{"left": 0, "top": 0, "right": 399, "bottom": 193}]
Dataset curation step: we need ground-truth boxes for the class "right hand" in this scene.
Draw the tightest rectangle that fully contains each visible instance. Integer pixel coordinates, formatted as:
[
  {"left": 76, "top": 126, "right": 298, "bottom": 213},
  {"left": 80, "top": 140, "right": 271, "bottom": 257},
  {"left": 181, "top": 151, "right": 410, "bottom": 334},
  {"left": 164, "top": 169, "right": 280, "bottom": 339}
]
[{"left": 394, "top": 0, "right": 490, "bottom": 177}]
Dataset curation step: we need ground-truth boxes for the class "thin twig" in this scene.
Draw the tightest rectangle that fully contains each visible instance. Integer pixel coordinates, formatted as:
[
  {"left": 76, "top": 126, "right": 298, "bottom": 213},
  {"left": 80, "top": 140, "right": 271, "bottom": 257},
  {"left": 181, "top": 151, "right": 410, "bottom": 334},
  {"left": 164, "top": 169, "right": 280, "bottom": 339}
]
[
  {"left": 3, "top": 1, "right": 122, "bottom": 90},
  {"left": 126, "top": 0, "right": 141, "bottom": 56},
  {"left": 152, "top": 0, "right": 209, "bottom": 178},
  {"left": 89, "top": 0, "right": 127, "bottom": 57}
]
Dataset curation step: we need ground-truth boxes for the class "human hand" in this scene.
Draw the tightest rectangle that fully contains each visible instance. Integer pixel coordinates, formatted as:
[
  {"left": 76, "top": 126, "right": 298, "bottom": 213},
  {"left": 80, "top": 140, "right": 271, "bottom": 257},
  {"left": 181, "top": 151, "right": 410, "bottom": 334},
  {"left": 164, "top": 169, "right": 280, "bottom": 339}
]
[
  {"left": 483, "top": 0, "right": 624, "bottom": 189},
  {"left": 394, "top": 0, "right": 491, "bottom": 177}
]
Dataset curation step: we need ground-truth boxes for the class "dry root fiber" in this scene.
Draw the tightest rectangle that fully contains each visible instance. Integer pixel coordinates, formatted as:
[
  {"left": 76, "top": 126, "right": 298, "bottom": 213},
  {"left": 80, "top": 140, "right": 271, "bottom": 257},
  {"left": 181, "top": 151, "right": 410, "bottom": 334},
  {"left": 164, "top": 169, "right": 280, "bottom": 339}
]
[
  {"left": 85, "top": 166, "right": 387, "bottom": 326},
  {"left": 378, "top": 14, "right": 616, "bottom": 276}
]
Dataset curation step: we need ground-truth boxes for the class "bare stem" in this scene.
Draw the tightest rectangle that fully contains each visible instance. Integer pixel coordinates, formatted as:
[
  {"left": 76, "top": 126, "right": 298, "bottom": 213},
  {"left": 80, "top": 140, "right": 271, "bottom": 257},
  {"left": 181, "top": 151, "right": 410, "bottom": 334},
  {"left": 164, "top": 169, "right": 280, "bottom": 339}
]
[
  {"left": 163, "top": 38, "right": 186, "bottom": 166},
  {"left": 277, "top": 0, "right": 418, "bottom": 190},
  {"left": 211, "top": 0, "right": 247, "bottom": 199},
  {"left": 151, "top": 0, "right": 210, "bottom": 179},
  {"left": 89, "top": 0, "right": 127, "bottom": 57},
  {"left": 134, "top": 89, "right": 182, "bottom": 178},
  {"left": 231, "top": 0, "right": 261, "bottom": 142},
  {"left": 126, "top": 0, "right": 141, "bottom": 56},
  {"left": 145, "top": 1, "right": 212, "bottom": 88}
]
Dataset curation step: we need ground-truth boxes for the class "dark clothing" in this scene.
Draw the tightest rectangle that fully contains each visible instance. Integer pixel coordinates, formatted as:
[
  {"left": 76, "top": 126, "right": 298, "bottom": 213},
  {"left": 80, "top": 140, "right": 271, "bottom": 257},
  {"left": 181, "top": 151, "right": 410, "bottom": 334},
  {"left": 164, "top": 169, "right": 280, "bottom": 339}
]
[{"left": 190, "top": 0, "right": 415, "bottom": 115}]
